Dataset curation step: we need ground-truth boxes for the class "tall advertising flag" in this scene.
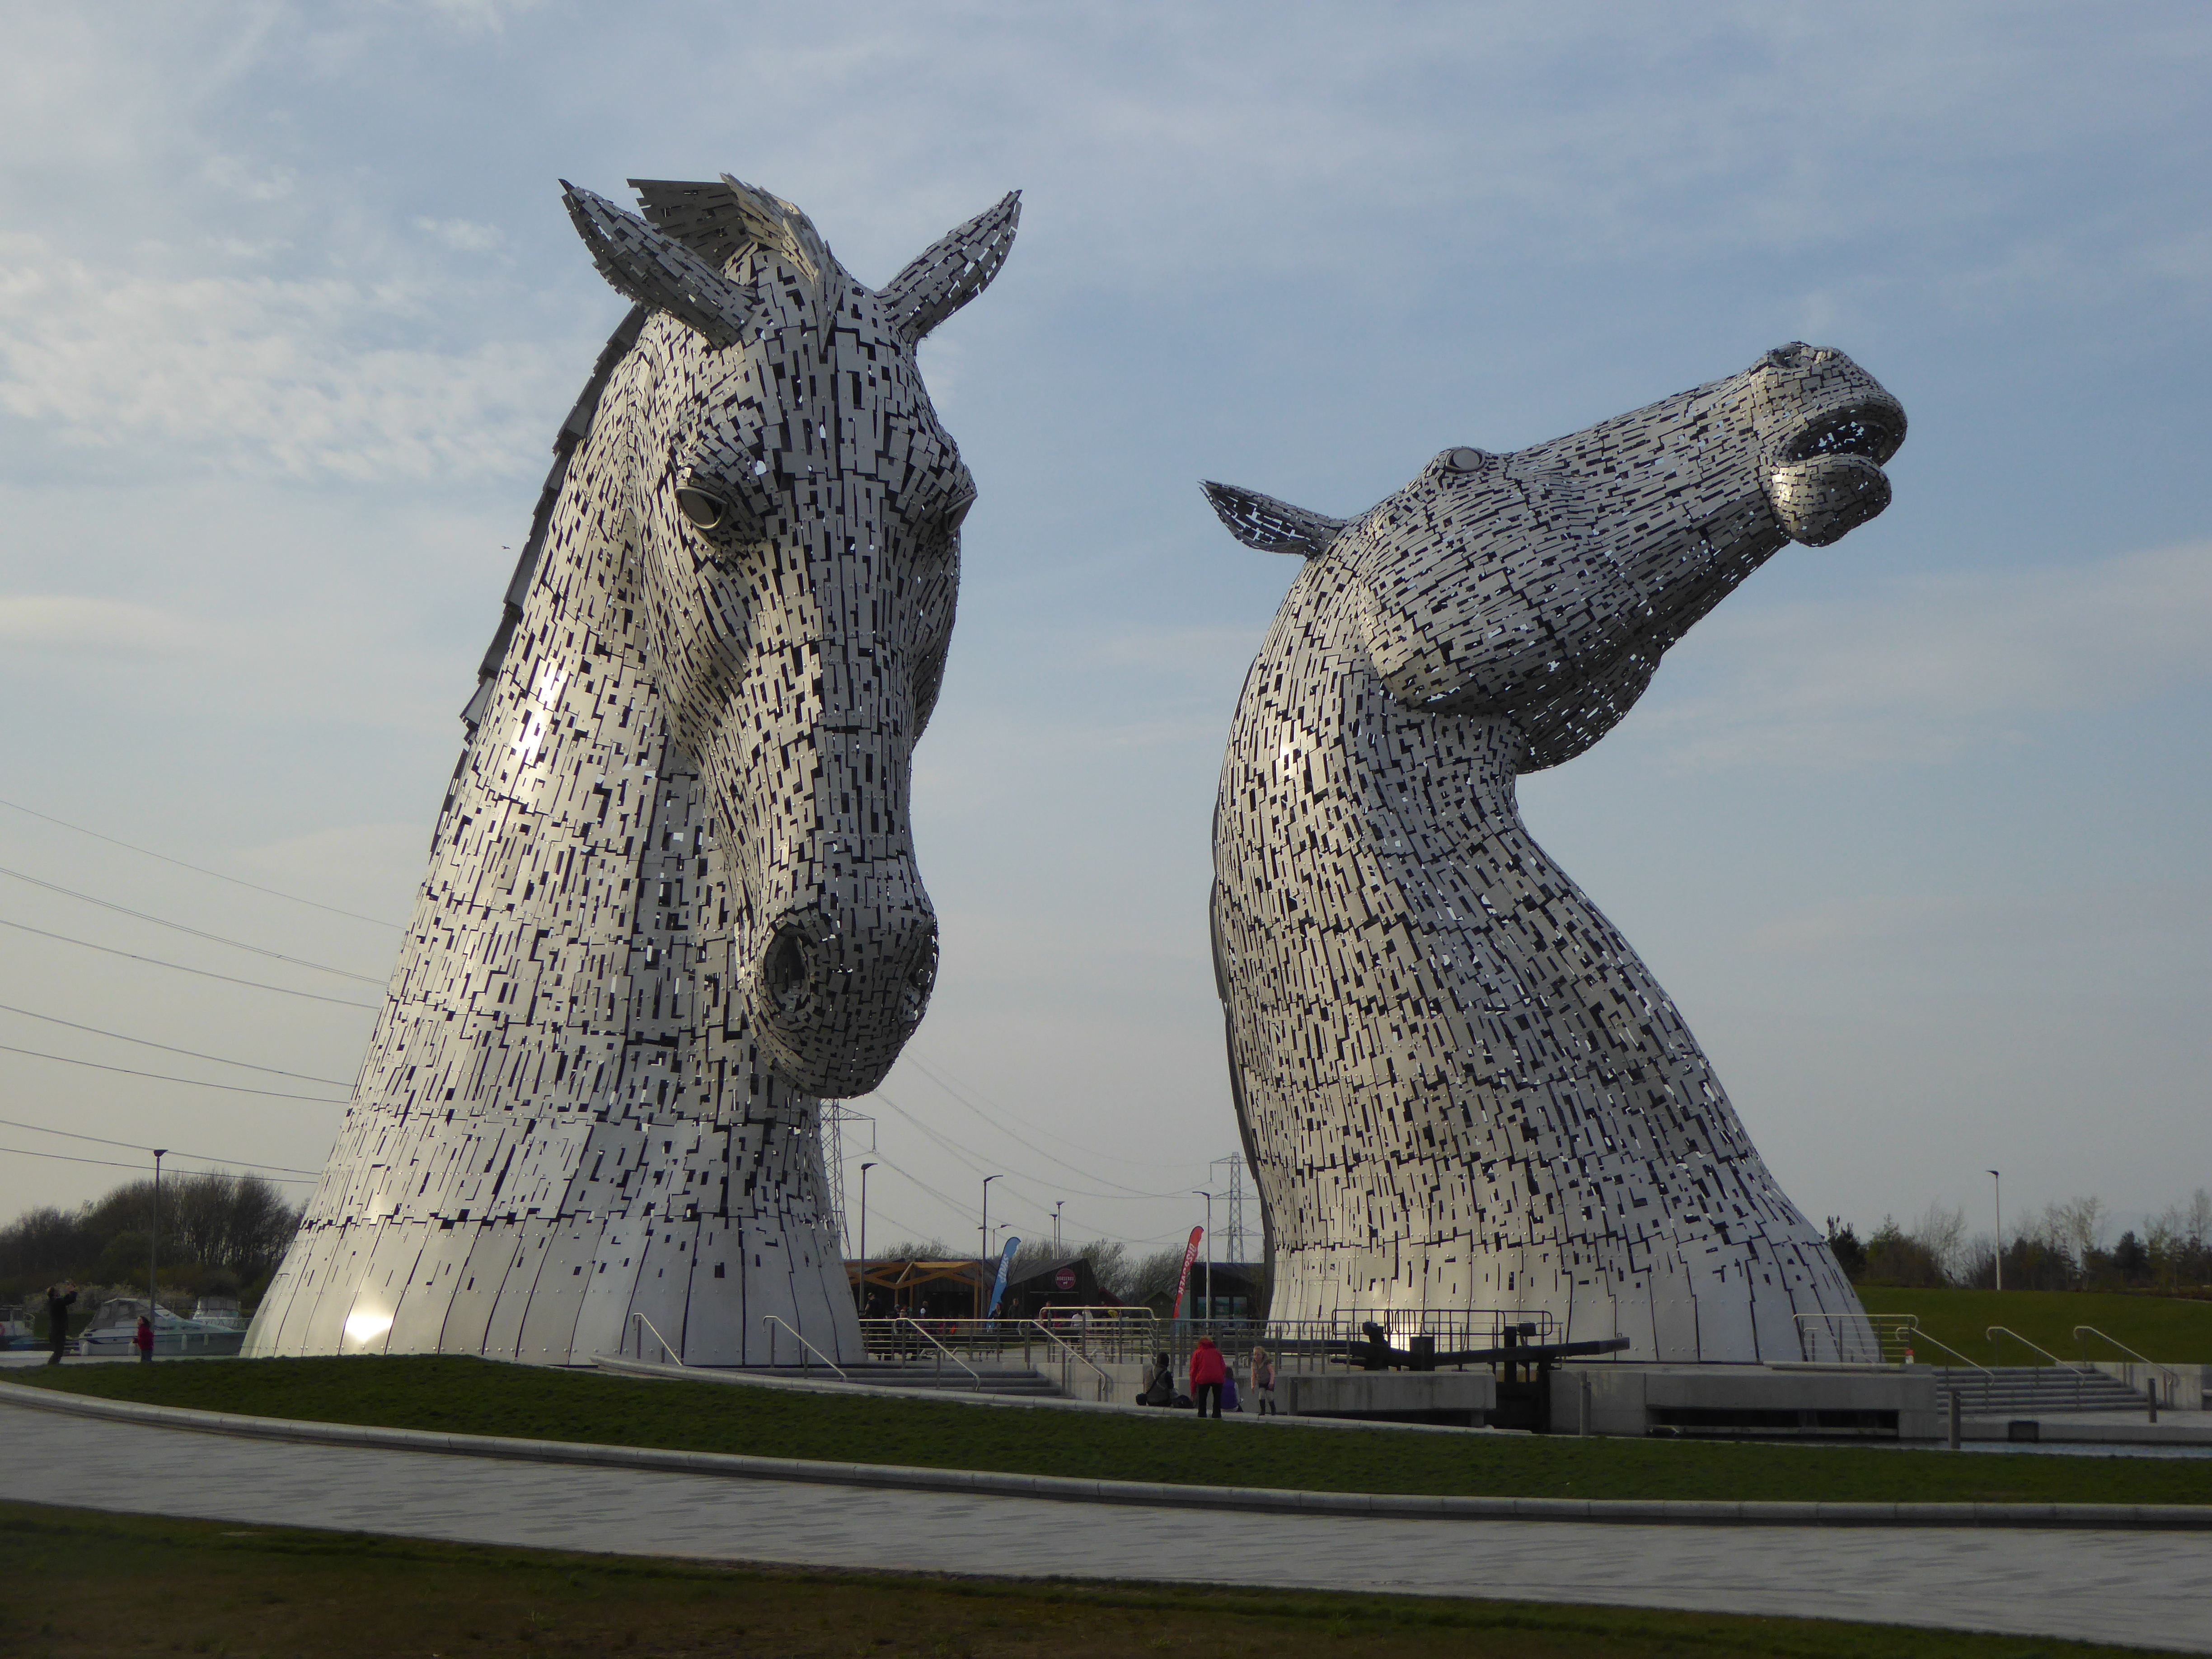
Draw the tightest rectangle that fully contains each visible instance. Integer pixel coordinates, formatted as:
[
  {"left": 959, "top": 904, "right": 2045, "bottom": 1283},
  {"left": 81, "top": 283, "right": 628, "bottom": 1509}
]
[
  {"left": 1170, "top": 1225, "right": 1205, "bottom": 1321},
  {"left": 987, "top": 1236, "right": 1021, "bottom": 1325}
]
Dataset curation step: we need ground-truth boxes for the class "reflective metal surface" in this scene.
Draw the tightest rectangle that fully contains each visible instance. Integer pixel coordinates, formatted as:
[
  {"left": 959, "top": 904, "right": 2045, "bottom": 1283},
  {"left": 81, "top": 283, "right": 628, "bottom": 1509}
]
[
  {"left": 248, "top": 175, "right": 1018, "bottom": 1365},
  {"left": 1205, "top": 346, "right": 1903, "bottom": 1360}
]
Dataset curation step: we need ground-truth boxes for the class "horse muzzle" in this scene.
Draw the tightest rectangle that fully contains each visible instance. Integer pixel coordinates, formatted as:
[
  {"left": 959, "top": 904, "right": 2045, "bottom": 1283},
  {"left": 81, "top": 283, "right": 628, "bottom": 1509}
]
[
  {"left": 1754, "top": 347, "right": 1907, "bottom": 548},
  {"left": 748, "top": 898, "right": 938, "bottom": 1097}
]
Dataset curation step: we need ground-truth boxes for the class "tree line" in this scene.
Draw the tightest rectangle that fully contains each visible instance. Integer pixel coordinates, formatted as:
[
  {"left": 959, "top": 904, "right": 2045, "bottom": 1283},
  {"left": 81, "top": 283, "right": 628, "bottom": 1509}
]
[
  {"left": 1826, "top": 1189, "right": 2212, "bottom": 1292},
  {"left": 873, "top": 1236, "right": 1228, "bottom": 1312},
  {"left": 0, "top": 1172, "right": 302, "bottom": 1310}
]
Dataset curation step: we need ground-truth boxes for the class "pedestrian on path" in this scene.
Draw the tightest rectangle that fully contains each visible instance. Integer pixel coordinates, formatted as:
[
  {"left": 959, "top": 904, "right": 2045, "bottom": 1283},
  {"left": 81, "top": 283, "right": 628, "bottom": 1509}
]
[
  {"left": 1189, "top": 1335, "right": 1227, "bottom": 1418},
  {"left": 43, "top": 1284, "right": 76, "bottom": 1366},
  {"left": 135, "top": 1315, "right": 155, "bottom": 1364},
  {"left": 1251, "top": 1345, "right": 1277, "bottom": 1415}
]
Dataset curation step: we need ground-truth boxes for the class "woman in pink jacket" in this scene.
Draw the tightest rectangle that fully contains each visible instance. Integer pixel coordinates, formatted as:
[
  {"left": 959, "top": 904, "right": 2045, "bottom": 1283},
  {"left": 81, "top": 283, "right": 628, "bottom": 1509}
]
[{"left": 1188, "top": 1336, "right": 1228, "bottom": 1418}]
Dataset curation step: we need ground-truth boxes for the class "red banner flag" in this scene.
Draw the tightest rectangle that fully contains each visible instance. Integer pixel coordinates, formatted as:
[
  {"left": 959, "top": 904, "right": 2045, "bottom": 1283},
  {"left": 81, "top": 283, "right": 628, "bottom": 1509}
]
[{"left": 1170, "top": 1224, "right": 1205, "bottom": 1320}]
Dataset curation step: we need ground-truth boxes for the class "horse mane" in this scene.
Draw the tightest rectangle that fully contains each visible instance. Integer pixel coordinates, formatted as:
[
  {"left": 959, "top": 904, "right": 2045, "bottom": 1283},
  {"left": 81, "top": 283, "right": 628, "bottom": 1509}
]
[
  {"left": 630, "top": 175, "right": 831, "bottom": 288},
  {"left": 456, "top": 178, "right": 850, "bottom": 738}
]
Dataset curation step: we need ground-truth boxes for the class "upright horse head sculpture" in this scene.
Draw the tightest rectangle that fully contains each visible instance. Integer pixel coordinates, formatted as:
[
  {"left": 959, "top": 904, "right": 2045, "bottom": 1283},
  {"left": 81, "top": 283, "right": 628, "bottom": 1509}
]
[
  {"left": 248, "top": 176, "right": 1016, "bottom": 1366},
  {"left": 1206, "top": 345, "right": 1903, "bottom": 1362}
]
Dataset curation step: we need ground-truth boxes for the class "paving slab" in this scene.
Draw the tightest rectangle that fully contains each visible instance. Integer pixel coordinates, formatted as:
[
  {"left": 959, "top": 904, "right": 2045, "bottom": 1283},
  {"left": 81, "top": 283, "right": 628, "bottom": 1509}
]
[{"left": 7, "top": 1401, "right": 2209, "bottom": 1652}]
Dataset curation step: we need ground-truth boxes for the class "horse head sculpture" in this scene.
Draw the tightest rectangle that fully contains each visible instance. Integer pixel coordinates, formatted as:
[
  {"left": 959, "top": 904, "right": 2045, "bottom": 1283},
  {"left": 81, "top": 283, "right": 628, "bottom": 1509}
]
[
  {"left": 1204, "top": 345, "right": 1903, "bottom": 1361},
  {"left": 248, "top": 176, "right": 1016, "bottom": 1367},
  {"left": 562, "top": 177, "right": 1016, "bottom": 1097}
]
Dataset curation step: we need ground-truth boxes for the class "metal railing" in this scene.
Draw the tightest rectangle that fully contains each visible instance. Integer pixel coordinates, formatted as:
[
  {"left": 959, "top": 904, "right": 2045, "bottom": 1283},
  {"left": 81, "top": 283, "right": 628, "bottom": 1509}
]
[
  {"left": 1793, "top": 1312, "right": 1916, "bottom": 1364},
  {"left": 854, "top": 1310, "right": 1561, "bottom": 1380},
  {"left": 887, "top": 1316, "right": 983, "bottom": 1390},
  {"left": 1986, "top": 1325, "right": 2095, "bottom": 1410},
  {"left": 2075, "top": 1324, "right": 2179, "bottom": 1420},
  {"left": 759, "top": 1315, "right": 848, "bottom": 1380},
  {"left": 1019, "top": 1318, "right": 1114, "bottom": 1402},
  {"left": 629, "top": 1311, "right": 682, "bottom": 1366},
  {"left": 1902, "top": 1325, "right": 1993, "bottom": 1373}
]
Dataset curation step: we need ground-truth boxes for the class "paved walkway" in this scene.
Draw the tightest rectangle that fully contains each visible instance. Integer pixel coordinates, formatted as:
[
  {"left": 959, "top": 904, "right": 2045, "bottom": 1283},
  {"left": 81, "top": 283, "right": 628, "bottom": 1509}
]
[{"left": 9, "top": 1402, "right": 2206, "bottom": 1653}]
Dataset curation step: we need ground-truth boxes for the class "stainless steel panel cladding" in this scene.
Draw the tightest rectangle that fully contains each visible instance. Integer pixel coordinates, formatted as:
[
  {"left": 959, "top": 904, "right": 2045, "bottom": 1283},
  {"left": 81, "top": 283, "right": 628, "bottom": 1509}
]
[
  {"left": 1204, "top": 345, "right": 1902, "bottom": 1361},
  {"left": 247, "top": 175, "right": 1018, "bottom": 1366}
]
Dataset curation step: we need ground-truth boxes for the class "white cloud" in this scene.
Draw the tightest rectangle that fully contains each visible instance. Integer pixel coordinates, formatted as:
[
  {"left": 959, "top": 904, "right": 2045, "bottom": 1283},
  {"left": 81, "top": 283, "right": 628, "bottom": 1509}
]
[
  {"left": 1640, "top": 542, "right": 2212, "bottom": 767},
  {"left": 418, "top": 0, "right": 547, "bottom": 33},
  {"left": 414, "top": 217, "right": 503, "bottom": 254},
  {"left": 200, "top": 154, "right": 295, "bottom": 202},
  {"left": 0, "top": 233, "right": 569, "bottom": 482},
  {"left": 0, "top": 595, "right": 199, "bottom": 653}
]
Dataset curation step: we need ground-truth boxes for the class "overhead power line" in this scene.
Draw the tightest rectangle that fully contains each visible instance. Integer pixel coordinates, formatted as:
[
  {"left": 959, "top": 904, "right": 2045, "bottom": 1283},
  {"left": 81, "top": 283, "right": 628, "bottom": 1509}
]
[
  {"left": 872, "top": 1089, "right": 1191, "bottom": 1203},
  {"left": 905, "top": 1056, "right": 1203, "bottom": 1189},
  {"left": 0, "top": 1041, "right": 348, "bottom": 1103},
  {"left": 0, "top": 1142, "right": 317, "bottom": 1185},
  {"left": 0, "top": 864, "right": 386, "bottom": 985},
  {"left": 0, "top": 795, "right": 403, "bottom": 929},
  {"left": 0, "top": 916, "right": 382, "bottom": 1011},
  {"left": 0, "top": 1000, "right": 355, "bottom": 1088},
  {"left": 0, "top": 1114, "right": 325, "bottom": 1176}
]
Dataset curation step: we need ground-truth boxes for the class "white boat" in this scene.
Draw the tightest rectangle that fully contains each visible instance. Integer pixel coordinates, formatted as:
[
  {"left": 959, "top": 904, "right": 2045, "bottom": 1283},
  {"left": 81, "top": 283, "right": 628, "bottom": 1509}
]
[{"left": 74, "top": 1298, "right": 246, "bottom": 1358}]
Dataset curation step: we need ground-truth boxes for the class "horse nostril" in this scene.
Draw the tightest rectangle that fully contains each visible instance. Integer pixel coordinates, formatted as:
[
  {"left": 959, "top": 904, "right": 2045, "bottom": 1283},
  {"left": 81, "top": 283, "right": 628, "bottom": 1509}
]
[
  {"left": 765, "top": 925, "right": 809, "bottom": 1014},
  {"left": 900, "top": 947, "right": 937, "bottom": 1025}
]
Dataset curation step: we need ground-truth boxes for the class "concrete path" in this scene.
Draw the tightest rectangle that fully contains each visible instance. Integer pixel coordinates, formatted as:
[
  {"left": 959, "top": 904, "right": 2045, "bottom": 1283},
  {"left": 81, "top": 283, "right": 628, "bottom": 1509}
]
[{"left": 9, "top": 1401, "right": 2207, "bottom": 1653}]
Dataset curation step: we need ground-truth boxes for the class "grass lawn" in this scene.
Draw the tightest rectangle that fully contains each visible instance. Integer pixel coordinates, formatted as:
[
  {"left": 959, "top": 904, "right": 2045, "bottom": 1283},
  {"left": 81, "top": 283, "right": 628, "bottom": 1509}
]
[
  {"left": 1853, "top": 1288, "right": 2212, "bottom": 1365},
  {"left": 2, "top": 1499, "right": 2193, "bottom": 1659},
  {"left": 12, "top": 1357, "right": 2212, "bottom": 1508}
]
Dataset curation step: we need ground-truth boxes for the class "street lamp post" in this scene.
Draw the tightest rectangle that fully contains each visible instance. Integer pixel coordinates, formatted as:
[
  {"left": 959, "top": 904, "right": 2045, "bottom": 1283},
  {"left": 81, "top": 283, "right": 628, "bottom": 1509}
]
[
  {"left": 1052, "top": 1201, "right": 1063, "bottom": 1253},
  {"left": 857, "top": 1162, "right": 877, "bottom": 1313},
  {"left": 1193, "top": 1189, "right": 1213, "bottom": 1325},
  {"left": 979, "top": 1175, "right": 1002, "bottom": 1319},
  {"left": 150, "top": 1149, "right": 167, "bottom": 1335},
  {"left": 1988, "top": 1170, "right": 2003, "bottom": 1292}
]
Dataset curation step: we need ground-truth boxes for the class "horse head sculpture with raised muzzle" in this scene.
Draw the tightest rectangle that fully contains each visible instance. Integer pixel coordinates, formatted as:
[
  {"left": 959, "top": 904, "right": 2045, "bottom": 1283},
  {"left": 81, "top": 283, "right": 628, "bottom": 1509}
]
[
  {"left": 248, "top": 175, "right": 1017, "bottom": 1366},
  {"left": 1206, "top": 344, "right": 1903, "bottom": 1362}
]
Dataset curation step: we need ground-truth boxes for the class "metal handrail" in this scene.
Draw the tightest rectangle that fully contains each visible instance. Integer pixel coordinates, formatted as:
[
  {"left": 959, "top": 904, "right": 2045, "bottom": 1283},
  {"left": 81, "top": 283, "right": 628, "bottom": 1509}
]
[
  {"left": 893, "top": 1316, "right": 982, "bottom": 1390},
  {"left": 1022, "top": 1318, "right": 1113, "bottom": 1400},
  {"left": 1898, "top": 1325, "right": 1993, "bottom": 1373},
  {"left": 759, "top": 1315, "right": 849, "bottom": 1380},
  {"left": 2074, "top": 1325, "right": 2180, "bottom": 1404},
  {"left": 1792, "top": 1311, "right": 1912, "bottom": 1364},
  {"left": 1986, "top": 1325, "right": 2093, "bottom": 1410},
  {"left": 1985, "top": 1325, "right": 2091, "bottom": 1371},
  {"left": 630, "top": 1311, "right": 682, "bottom": 1366}
]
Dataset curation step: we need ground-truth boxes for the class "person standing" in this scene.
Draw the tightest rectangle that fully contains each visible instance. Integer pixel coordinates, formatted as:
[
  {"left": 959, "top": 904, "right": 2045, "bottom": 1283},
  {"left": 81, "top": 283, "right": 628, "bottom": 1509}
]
[
  {"left": 1189, "top": 1335, "right": 1228, "bottom": 1418},
  {"left": 135, "top": 1314, "right": 155, "bottom": 1364},
  {"left": 1251, "top": 1344, "right": 1278, "bottom": 1415},
  {"left": 43, "top": 1284, "right": 76, "bottom": 1366}
]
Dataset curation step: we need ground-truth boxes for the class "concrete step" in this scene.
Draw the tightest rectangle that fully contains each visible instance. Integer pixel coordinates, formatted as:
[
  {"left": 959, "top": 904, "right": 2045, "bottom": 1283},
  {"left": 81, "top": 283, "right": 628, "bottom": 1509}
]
[
  {"left": 764, "top": 1361, "right": 1064, "bottom": 1397},
  {"left": 1931, "top": 1366, "right": 2151, "bottom": 1414}
]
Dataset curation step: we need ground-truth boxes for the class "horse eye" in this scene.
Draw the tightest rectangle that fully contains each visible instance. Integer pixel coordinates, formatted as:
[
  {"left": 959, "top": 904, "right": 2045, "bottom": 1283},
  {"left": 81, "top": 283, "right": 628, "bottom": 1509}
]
[{"left": 675, "top": 484, "right": 727, "bottom": 530}]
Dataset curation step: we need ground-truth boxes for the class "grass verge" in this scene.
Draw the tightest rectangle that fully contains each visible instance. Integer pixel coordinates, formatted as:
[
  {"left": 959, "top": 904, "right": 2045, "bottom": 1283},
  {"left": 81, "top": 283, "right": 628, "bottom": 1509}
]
[
  {"left": 1853, "top": 1288, "right": 2212, "bottom": 1365},
  {"left": 0, "top": 1498, "right": 2191, "bottom": 1659},
  {"left": 12, "top": 1356, "right": 2212, "bottom": 1507}
]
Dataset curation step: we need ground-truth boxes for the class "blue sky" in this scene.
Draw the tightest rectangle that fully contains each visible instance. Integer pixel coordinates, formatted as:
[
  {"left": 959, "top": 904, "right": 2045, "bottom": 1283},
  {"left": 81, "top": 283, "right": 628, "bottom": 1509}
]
[{"left": 0, "top": 1, "right": 2206, "bottom": 1264}]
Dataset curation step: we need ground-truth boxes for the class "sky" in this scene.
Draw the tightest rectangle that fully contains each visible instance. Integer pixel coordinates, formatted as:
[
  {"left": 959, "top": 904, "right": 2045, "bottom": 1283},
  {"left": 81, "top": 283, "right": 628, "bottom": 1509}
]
[{"left": 0, "top": 1, "right": 2206, "bottom": 1268}]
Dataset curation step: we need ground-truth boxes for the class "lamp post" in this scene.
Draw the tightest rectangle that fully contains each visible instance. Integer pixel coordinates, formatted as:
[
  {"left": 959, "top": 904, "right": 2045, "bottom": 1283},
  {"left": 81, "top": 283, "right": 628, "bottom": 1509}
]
[
  {"left": 1052, "top": 1201, "right": 1063, "bottom": 1253},
  {"left": 978, "top": 1174, "right": 1002, "bottom": 1319},
  {"left": 149, "top": 1149, "right": 167, "bottom": 1334},
  {"left": 1193, "top": 1189, "right": 1213, "bottom": 1325},
  {"left": 1988, "top": 1170, "right": 2003, "bottom": 1292},
  {"left": 857, "top": 1162, "right": 877, "bottom": 1313}
]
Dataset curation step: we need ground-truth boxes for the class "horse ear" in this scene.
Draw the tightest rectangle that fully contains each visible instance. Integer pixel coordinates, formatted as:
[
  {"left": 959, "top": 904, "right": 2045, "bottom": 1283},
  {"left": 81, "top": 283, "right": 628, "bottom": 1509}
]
[
  {"left": 1201, "top": 481, "right": 1348, "bottom": 557},
  {"left": 561, "top": 181, "right": 751, "bottom": 350},
  {"left": 879, "top": 192, "right": 1021, "bottom": 344}
]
